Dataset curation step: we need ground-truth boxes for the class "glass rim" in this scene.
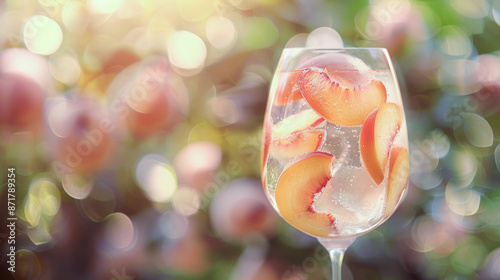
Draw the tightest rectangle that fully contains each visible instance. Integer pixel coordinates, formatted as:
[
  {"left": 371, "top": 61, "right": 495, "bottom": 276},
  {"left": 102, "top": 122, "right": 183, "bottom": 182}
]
[
  {"left": 282, "top": 47, "right": 388, "bottom": 51},
  {"left": 278, "top": 47, "right": 395, "bottom": 71},
  {"left": 281, "top": 47, "right": 390, "bottom": 55}
]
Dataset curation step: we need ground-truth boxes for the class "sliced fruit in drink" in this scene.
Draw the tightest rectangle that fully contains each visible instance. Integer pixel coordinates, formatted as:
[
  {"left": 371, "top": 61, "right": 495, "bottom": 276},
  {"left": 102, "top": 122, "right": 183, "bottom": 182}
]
[
  {"left": 270, "top": 129, "right": 325, "bottom": 160},
  {"left": 274, "top": 53, "right": 371, "bottom": 106},
  {"left": 272, "top": 109, "right": 324, "bottom": 138},
  {"left": 385, "top": 147, "right": 409, "bottom": 217},
  {"left": 299, "top": 67, "right": 387, "bottom": 126},
  {"left": 270, "top": 109, "right": 325, "bottom": 160},
  {"left": 261, "top": 117, "right": 272, "bottom": 174},
  {"left": 360, "top": 102, "right": 403, "bottom": 184},
  {"left": 273, "top": 70, "right": 303, "bottom": 105},
  {"left": 275, "top": 152, "right": 335, "bottom": 237}
]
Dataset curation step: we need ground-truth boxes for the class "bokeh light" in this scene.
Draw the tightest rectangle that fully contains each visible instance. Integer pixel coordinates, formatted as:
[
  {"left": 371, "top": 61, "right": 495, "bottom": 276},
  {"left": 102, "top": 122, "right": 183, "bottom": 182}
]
[
  {"left": 25, "top": 193, "right": 41, "bottom": 227},
  {"left": 14, "top": 250, "right": 42, "bottom": 280},
  {"left": 87, "top": 0, "right": 124, "bottom": 14},
  {"left": 47, "top": 97, "right": 73, "bottom": 138},
  {"left": 437, "top": 26, "right": 471, "bottom": 57},
  {"left": 78, "top": 183, "right": 116, "bottom": 222},
  {"left": 438, "top": 59, "right": 482, "bottom": 95},
  {"left": 176, "top": 0, "right": 214, "bottom": 22},
  {"left": 206, "top": 16, "right": 237, "bottom": 49},
  {"left": 0, "top": 48, "right": 55, "bottom": 91},
  {"left": 62, "top": 1, "right": 90, "bottom": 33},
  {"left": 172, "top": 186, "right": 201, "bottom": 216},
  {"left": 445, "top": 183, "right": 481, "bottom": 216},
  {"left": 62, "top": 174, "right": 93, "bottom": 199},
  {"left": 483, "top": 248, "right": 500, "bottom": 279},
  {"left": 445, "top": 150, "right": 477, "bottom": 187},
  {"left": 450, "top": 0, "right": 489, "bottom": 19},
  {"left": 167, "top": 31, "right": 207, "bottom": 72},
  {"left": 27, "top": 218, "right": 53, "bottom": 245},
  {"left": 463, "top": 113, "right": 494, "bottom": 147},
  {"left": 477, "top": 54, "right": 500, "bottom": 84},
  {"left": 49, "top": 52, "right": 82, "bottom": 85},
  {"left": 30, "top": 178, "right": 60, "bottom": 216},
  {"left": 306, "top": 27, "right": 343, "bottom": 48},
  {"left": 410, "top": 216, "right": 439, "bottom": 252},
  {"left": 173, "top": 141, "right": 222, "bottom": 190},
  {"left": 135, "top": 154, "right": 177, "bottom": 203},
  {"left": 103, "top": 212, "right": 135, "bottom": 249},
  {"left": 23, "top": 15, "right": 63, "bottom": 55},
  {"left": 209, "top": 179, "right": 278, "bottom": 240},
  {"left": 494, "top": 0, "right": 500, "bottom": 26},
  {"left": 21, "top": 177, "right": 61, "bottom": 246}
]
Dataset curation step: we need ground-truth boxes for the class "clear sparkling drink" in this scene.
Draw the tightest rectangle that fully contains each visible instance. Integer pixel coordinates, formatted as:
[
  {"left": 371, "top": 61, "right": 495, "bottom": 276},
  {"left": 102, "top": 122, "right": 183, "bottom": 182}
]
[{"left": 261, "top": 51, "right": 409, "bottom": 238}]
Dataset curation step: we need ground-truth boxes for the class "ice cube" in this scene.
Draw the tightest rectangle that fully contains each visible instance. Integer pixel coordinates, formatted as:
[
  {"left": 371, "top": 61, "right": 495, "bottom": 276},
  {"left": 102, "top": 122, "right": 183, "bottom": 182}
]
[
  {"left": 312, "top": 166, "right": 385, "bottom": 234},
  {"left": 320, "top": 125, "right": 362, "bottom": 168}
]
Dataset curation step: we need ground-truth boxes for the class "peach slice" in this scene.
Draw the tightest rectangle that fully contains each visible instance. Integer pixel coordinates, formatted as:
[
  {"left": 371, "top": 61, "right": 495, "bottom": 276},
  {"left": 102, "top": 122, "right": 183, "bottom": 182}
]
[
  {"left": 273, "top": 70, "right": 303, "bottom": 106},
  {"left": 260, "top": 117, "right": 272, "bottom": 188},
  {"left": 275, "top": 152, "right": 335, "bottom": 237},
  {"left": 274, "top": 53, "right": 371, "bottom": 106},
  {"left": 385, "top": 147, "right": 409, "bottom": 217},
  {"left": 299, "top": 67, "right": 387, "bottom": 126},
  {"left": 270, "top": 129, "right": 325, "bottom": 160},
  {"left": 260, "top": 117, "right": 271, "bottom": 171},
  {"left": 269, "top": 109, "right": 325, "bottom": 160},
  {"left": 360, "top": 102, "right": 403, "bottom": 184}
]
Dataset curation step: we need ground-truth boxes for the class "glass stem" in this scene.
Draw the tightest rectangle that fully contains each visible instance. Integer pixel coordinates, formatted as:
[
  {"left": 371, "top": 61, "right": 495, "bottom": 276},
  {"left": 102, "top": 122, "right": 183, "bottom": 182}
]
[
  {"left": 318, "top": 237, "right": 356, "bottom": 280},
  {"left": 329, "top": 248, "right": 345, "bottom": 280}
]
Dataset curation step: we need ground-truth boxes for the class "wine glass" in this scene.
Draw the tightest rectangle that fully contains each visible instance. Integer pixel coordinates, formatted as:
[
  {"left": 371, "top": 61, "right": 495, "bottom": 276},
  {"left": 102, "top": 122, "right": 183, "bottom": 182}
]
[{"left": 261, "top": 48, "right": 409, "bottom": 279}]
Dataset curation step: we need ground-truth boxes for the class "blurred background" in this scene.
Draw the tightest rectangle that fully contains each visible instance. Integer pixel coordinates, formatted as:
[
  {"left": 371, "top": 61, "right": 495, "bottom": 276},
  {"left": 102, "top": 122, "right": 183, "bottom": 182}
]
[{"left": 1, "top": 0, "right": 500, "bottom": 279}]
